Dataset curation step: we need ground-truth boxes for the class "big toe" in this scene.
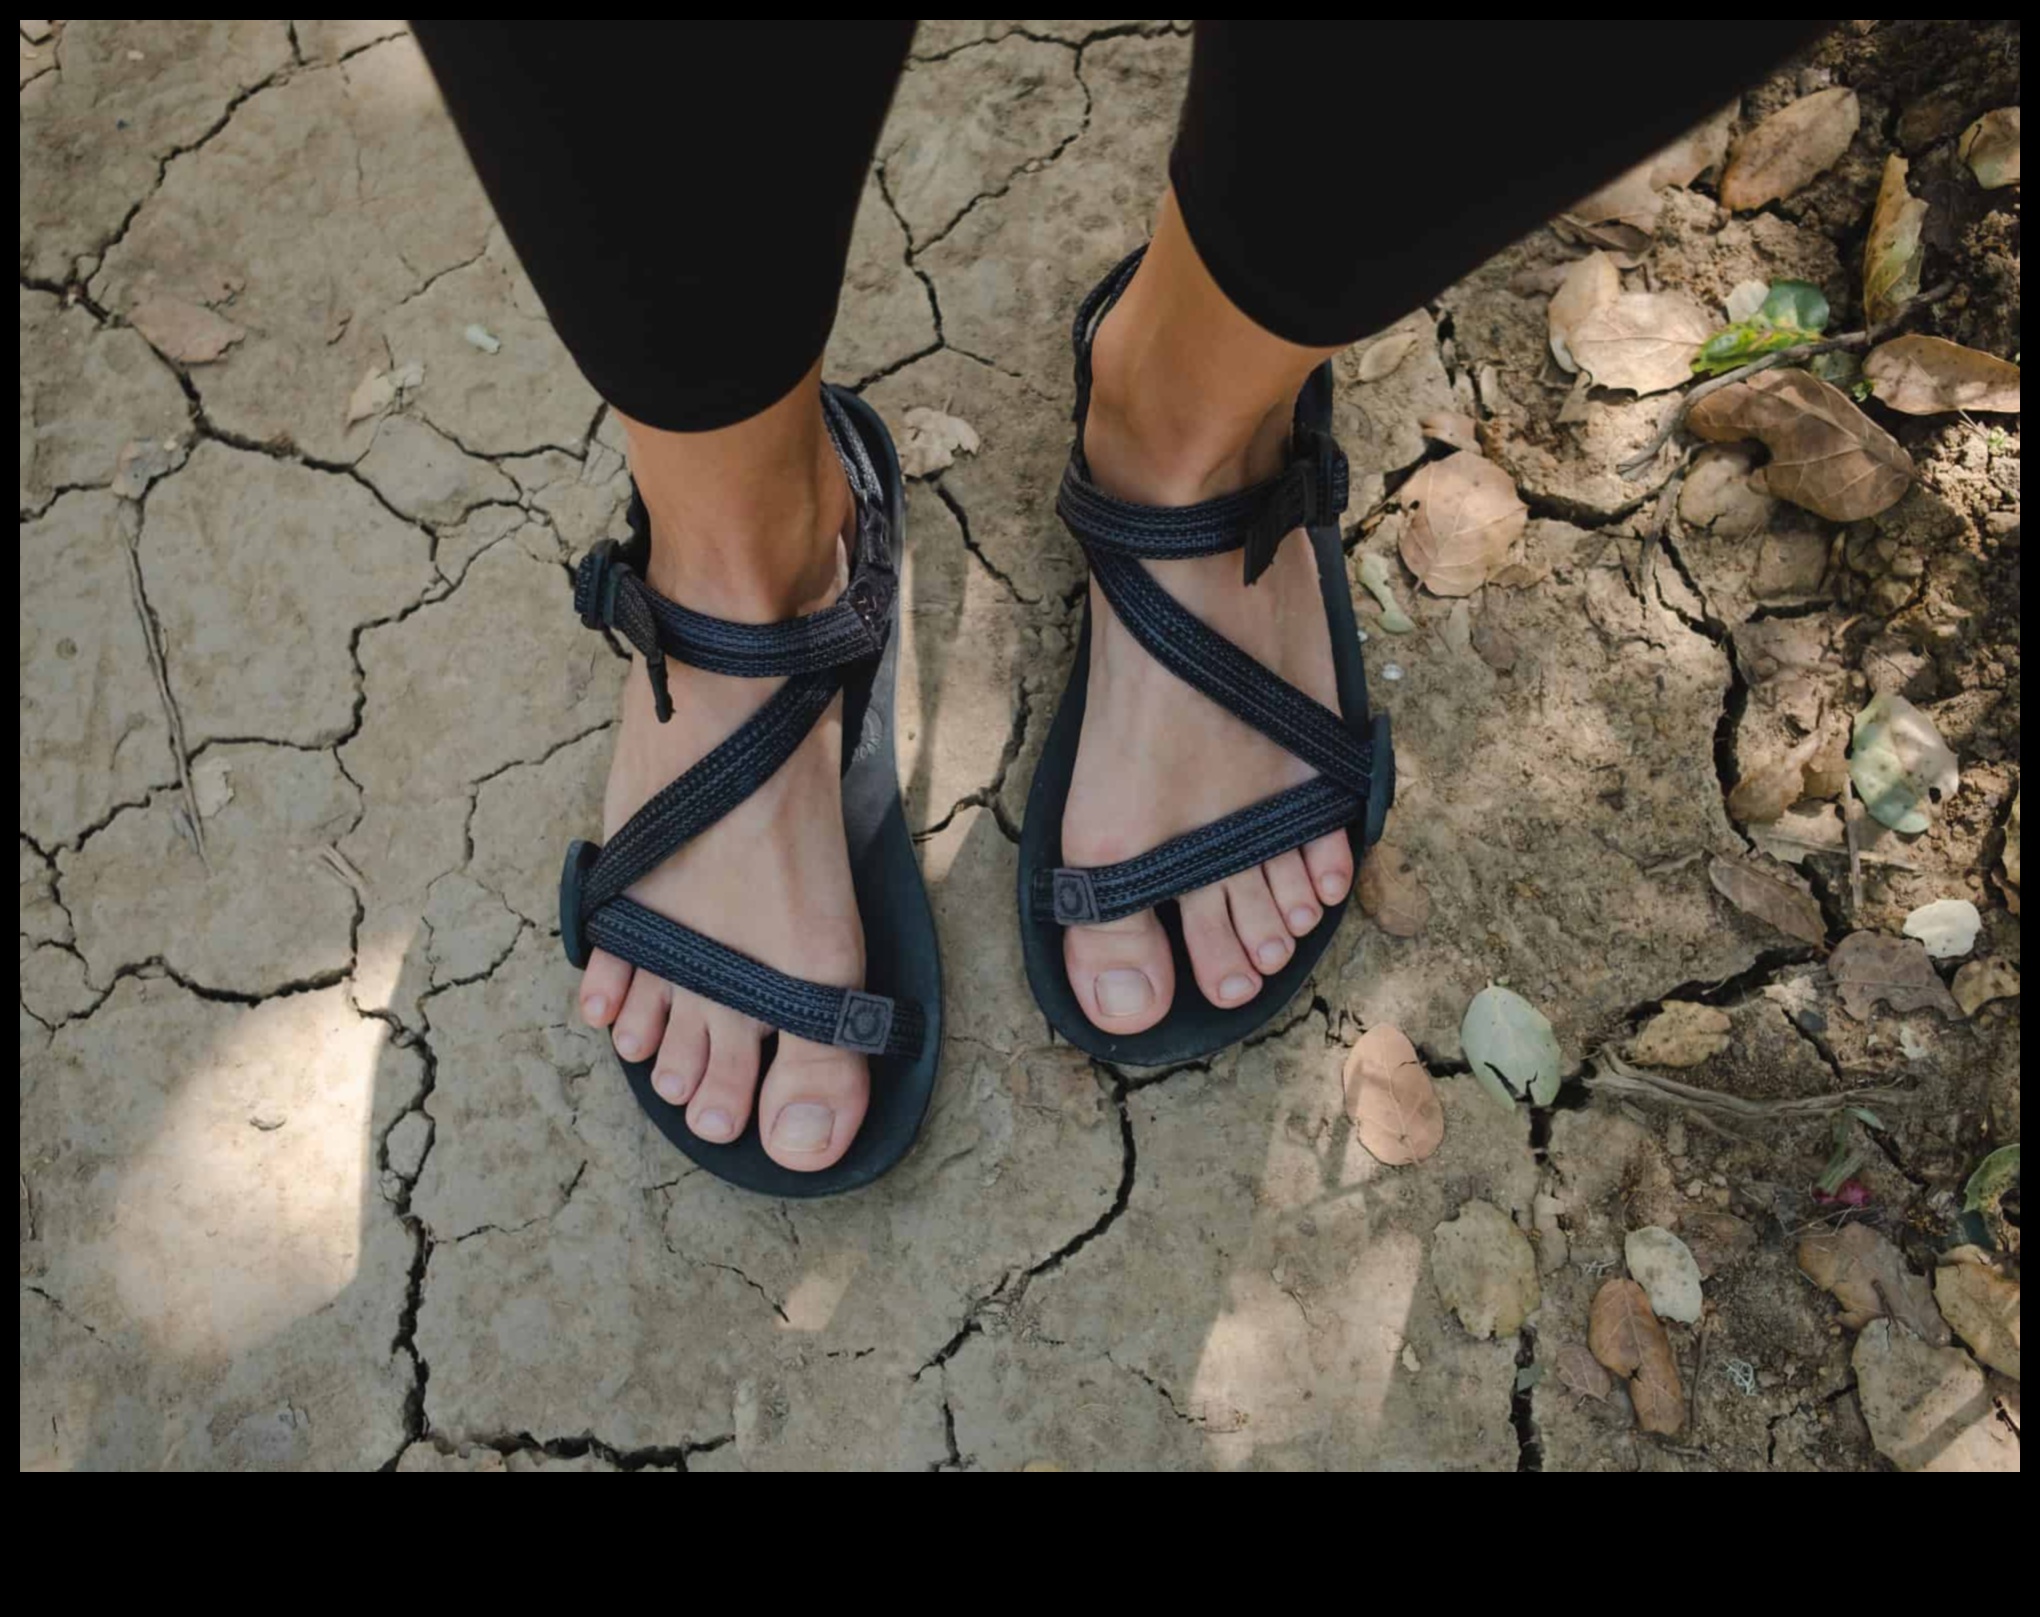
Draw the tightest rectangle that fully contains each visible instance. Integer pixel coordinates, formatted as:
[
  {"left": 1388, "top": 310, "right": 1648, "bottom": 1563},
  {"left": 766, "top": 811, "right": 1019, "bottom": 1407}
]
[
  {"left": 758, "top": 1038, "right": 870, "bottom": 1172},
  {"left": 1064, "top": 909, "right": 1175, "bottom": 1035}
]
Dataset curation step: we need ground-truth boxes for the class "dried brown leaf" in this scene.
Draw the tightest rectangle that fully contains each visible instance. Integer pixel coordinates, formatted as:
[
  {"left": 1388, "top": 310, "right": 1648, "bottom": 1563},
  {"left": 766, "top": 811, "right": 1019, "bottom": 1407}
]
[
  {"left": 1863, "top": 335, "right": 2021, "bottom": 416},
  {"left": 1686, "top": 367, "right": 1912, "bottom": 522},
  {"left": 1418, "top": 411, "right": 1481, "bottom": 454},
  {"left": 1555, "top": 1341, "right": 1613, "bottom": 1403},
  {"left": 1958, "top": 106, "right": 2020, "bottom": 190},
  {"left": 1934, "top": 1258, "right": 2021, "bottom": 1378},
  {"left": 1678, "top": 1209, "right": 1757, "bottom": 1279},
  {"left": 1727, "top": 734, "right": 1820, "bottom": 824},
  {"left": 1826, "top": 930, "right": 1962, "bottom": 1022},
  {"left": 1567, "top": 290, "right": 1712, "bottom": 396},
  {"left": 1863, "top": 154, "right": 1928, "bottom": 325},
  {"left": 1708, "top": 854, "right": 1826, "bottom": 946},
  {"left": 1356, "top": 843, "right": 1430, "bottom": 938},
  {"left": 128, "top": 293, "right": 245, "bottom": 364},
  {"left": 1343, "top": 1025, "right": 1444, "bottom": 1166},
  {"left": 1567, "top": 162, "right": 1662, "bottom": 239},
  {"left": 1797, "top": 1223, "right": 1949, "bottom": 1341},
  {"left": 1647, "top": 102, "right": 1738, "bottom": 190},
  {"left": 1629, "top": 1001, "right": 1731, "bottom": 1069},
  {"left": 1470, "top": 614, "right": 1517, "bottom": 673},
  {"left": 1357, "top": 329, "right": 1420, "bottom": 382},
  {"left": 1720, "top": 87, "right": 1861, "bottom": 211},
  {"left": 1397, "top": 450, "right": 1527, "bottom": 597},
  {"left": 1547, "top": 250, "right": 1622, "bottom": 373},
  {"left": 1589, "top": 1278, "right": 1684, "bottom": 1435}
]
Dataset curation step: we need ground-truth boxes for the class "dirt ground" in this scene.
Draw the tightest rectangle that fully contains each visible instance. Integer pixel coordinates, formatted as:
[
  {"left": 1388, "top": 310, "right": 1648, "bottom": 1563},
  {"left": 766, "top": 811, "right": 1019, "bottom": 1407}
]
[{"left": 19, "top": 20, "right": 2020, "bottom": 1470}]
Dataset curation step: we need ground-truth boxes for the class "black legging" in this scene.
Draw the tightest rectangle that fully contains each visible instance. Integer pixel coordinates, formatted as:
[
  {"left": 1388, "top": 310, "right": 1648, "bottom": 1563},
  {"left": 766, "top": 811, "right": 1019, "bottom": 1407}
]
[{"left": 414, "top": 20, "right": 1829, "bottom": 433}]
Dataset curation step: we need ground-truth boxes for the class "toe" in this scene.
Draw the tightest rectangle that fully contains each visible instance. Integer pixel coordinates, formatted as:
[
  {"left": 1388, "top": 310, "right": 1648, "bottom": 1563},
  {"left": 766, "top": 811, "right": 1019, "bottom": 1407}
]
[
  {"left": 1302, "top": 829, "right": 1354, "bottom": 906},
  {"left": 1224, "top": 868, "right": 1294, "bottom": 975},
  {"left": 687, "top": 1008, "right": 762, "bottom": 1144},
  {"left": 1263, "top": 849, "right": 1323, "bottom": 937},
  {"left": 650, "top": 990, "right": 711, "bottom": 1106},
  {"left": 1180, "top": 884, "right": 1262, "bottom": 1008},
  {"left": 610, "top": 969, "right": 670, "bottom": 1064},
  {"left": 757, "top": 1037, "right": 870, "bottom": 1172},
  {"left": 1064, "top": 910, "right": 1175, "bottom": 1035},
  {"left": 579, "top": 948, "right": 632, "bottom": 1028}
]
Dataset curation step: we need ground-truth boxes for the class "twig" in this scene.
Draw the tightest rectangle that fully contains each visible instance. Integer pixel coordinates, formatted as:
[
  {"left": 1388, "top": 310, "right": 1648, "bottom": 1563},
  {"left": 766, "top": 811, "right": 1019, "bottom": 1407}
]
[
  {"left": 1619, "top": 282, "right": 1957, "bottom": 477},
  {"left": 1841, "top": 776, "right": 1866, "bottom": 915},
  {"left": 1688, "top": 1313, "right": 1709, "bottom": 1437},
  {"left": 1588, "top": 1049, "right": 1915, "bottom": 1119}
]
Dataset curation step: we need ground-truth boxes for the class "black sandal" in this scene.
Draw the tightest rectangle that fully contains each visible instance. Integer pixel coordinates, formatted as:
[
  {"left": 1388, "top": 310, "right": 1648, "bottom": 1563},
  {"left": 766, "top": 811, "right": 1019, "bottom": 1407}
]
[
  {"left": 559, "top": 387, "right": 941, "bottom": 1196},
  {"left": 1017, "top": 247, "right": 1394, "bottom": 1065}
]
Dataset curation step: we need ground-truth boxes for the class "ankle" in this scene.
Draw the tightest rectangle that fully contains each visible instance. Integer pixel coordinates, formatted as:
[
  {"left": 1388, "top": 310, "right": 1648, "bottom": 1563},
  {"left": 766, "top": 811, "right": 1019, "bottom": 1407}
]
[{"left": 638, "top": 458, "right": 851, "bottom": 622}]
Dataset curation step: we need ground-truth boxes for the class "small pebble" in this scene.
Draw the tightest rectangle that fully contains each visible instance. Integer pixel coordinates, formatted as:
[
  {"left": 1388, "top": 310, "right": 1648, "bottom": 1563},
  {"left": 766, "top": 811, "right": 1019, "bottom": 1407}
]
[
  {"left": 1685, "top": 1177, "right": 1706, "bottom": 1199},
  {"left": 1711, "top": 1187, "right": 1732, "bottom": 1207},
  {"left": 463, "top": 323, "right": 502, "bottom": 354},
  {"left": 1710, "top": 1171, "right": 1728, "bottom": 1187},
  {"left": 1401, "top": 1344, "right": 1421, "bottom": 1373},
  {"left": 1381, "top": 662, "right": 1404, "bottom": 682}
]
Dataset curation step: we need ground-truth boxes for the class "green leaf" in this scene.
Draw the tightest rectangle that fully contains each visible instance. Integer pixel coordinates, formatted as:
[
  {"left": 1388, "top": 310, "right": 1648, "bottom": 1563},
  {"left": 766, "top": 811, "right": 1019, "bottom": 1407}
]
[
  {"left": 1809, "top": 349, "right": 1862, "bottom": 389},
  {"left": 1691, "top": 279, "right": 1832, "bottom": 376},
  {"left": 1461, "top": 985, "right": 1563, "bottom": 1108},
  {"left": 1850, "top": 691, "right": 1960, "bottom": 834},
  {"left": 1847, "top": 1106, "right": 1887, "bottom": 1130},
  {"left": 1963, "top": 1143, "right": 2020, "bottom": 1213}
]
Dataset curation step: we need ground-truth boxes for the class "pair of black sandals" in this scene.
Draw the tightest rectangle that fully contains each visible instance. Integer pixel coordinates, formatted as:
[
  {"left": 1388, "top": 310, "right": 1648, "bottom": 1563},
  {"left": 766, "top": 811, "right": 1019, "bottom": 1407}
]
[{"left": 559, "top": 247, "right": 1394, "bottom": 1197}]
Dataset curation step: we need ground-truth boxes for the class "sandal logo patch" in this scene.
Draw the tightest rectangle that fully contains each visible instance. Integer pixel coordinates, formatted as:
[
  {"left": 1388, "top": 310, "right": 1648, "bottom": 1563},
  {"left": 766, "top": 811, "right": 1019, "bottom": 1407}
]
[
  {"left": 833, "top": 990, "right": 894, "bottom": 1055},
  {"left": 1050, "top": 868, "right": 1099, "bottom": 926}
]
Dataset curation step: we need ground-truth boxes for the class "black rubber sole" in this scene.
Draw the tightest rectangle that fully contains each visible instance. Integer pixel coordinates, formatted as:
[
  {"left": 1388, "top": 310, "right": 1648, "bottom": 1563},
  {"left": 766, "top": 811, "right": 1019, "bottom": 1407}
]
[
  {"left": 606, "top": 387, "right": 942, "bottom": 1197},
  {"left": 1017, "top": 363, "right": 1393, "bottom": 1067}
]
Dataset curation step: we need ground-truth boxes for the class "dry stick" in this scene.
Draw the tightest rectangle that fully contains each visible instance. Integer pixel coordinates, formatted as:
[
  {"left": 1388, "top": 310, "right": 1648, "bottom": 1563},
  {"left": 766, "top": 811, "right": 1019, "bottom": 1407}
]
[
  {"left": 1588, "top": 1049, "right": 1915, "bottom": 1119},
  {"left": 118, "top": 505, "right": 208, "bottom": 870},
  {"left": 1842, "top": 776, "right": 1866, "bottom": 915},
  {"left": 1619, "top": 283, "right": 1958, "bottom": 477}
]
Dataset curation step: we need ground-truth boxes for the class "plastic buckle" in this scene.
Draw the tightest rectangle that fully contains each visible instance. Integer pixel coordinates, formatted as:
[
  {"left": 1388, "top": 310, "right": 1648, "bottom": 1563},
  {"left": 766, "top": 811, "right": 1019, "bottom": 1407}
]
[
  {"left": 574, "top": 539, "right": 623, "bottom": 632},
  {"left": 558, "top": 839, "right": 602, "bottom": 968},
  {"left": 1299, "top": 428, "right": 1350, "bottom": 526}
]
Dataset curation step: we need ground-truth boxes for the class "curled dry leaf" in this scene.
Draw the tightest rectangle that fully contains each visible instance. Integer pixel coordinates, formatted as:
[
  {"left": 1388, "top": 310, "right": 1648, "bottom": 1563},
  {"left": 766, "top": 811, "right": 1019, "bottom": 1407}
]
[
  {"left": 1647, "top": 101, "right": 1738, "bottom": 191},
  {"left": 1555, "top": 1342, "right": 1613, "bottom": 1403},
  {"left": 1796, "top": 1223, "right": 1949, "bottom": 1342},
  {"left": 1356, "top": 329, "right": 1420, "bottom": 382},
  {"left": 1686, "top": 367, "right": 1912, "bottom": 522},
  {"left": 1719, "top": 87, "right": 1861, "bottom": 211},
  {"left": 1934, "top": 1256, "right": 2021, "bottom": 1379},
  {"left": 1863, "top": 154, "right": 1929, "bottom": 325},
  {"left": 1708, "top": 854, "right": 1826, "bottom": 946},
  {"left": 1418, "top": 411, "right": 1481, "bottom": 454},
  {"left": 1826, "top": 931, "right": 1962, "bottom": 1021},
  {"left": 897, "top": 406, "right": 981, "bottom": 477},
  {"left": 1562, "top": 164, "right": 1659, "bottom": 255},
  {"left": 1588, "top": 1278, "right": 1684, "bottom": 1435},
  {"left": 1356, "top": 842, "right": 1429, "bottom": 937},
  {"left": 1343, "top": 1024, "right": 1444, "bottom": 1167},
  {"left": 1863, "top": 335, "right": 2021, "bottom": 416},
  {"left": 1951, "top": 957, "right": 2018, "bottom": 1017},
  {"left": 1547, "top": 251, "right": 1621, "bottom": 373},
  {"left": 1850, "top": 690, "right": 1958, "bottom": 834},
  {"left": 1431, "top": 1201, "right": 1540, "bottom": 1339},
  {"left": 1958, "top": 106, "right": 2020, "bottom": 190},
  {"left": 1727, "top": 733, "right": 1821, "bottom": 825},
  {"left": 1355, "top": 551, "right": 1414, "bottom": 633},
  {"left": 346, "top": 367, "right": 396, "bottom": 426},
  {"left": 1397, "top": 450, "right": 1527, "bottom": 598},
  {"left": 127, "top": 293, "right": 246, "bottom": 365},
  {"left": 1567, "top": 290, "right": 1713, "bottom": 395}
]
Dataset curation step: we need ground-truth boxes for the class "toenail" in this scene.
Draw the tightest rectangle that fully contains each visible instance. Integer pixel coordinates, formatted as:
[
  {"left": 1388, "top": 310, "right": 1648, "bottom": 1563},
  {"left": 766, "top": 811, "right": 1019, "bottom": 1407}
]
[
  {"left": 1288, "top": 905, "right": 1318, "bottom": 932},
  {"left": 1096, "top": 969, "right": 1154, "bottom": 1018},
  {"left": 1318, "top": 872, "right": 1349, "bottom": 900},
  {"left": 1219, "top": 973, "right": 1256, "bottom": 1002},
  {"left": 652, "top": 1069, "right": 687, "bottom": 1104},
  {"left": 615, "top": 1030, "right": 643, "bottom": 1058},
  {"left": 694, "top": 1108, "right": 734, "bottom": 1142},
  {"left": 583, "top": 993, "right": 607, "bottom": 1023},
  {"left": 1256, "top": 939, "right": 1288, "bottom": 969},
  {"left": 772, "top": 1103, "right": 835, "bottom": 1154}
]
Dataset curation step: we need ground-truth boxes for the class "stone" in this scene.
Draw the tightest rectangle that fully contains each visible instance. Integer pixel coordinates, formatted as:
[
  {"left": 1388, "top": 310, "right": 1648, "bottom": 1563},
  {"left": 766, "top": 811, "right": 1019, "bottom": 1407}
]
[
  {"left": 141, "top": 442, "right": 437, "bottom": 748},
  {"left": 1624, "top": 1225, "right": 1704, "bottom": 1324},
  {"left": 1432, "top": 1199, "right": 1542, "bottom": 1339},
  {"left": 1902, "top": 896, "right": 1983, "bottom": 959},
  {"left": 1852, "top": 1319, "right": 2019, "bottom": 1472},
  {"left": 19, "top": 289, "right": 192, "bottom": 515},
  {"left": 356, "top": 413, "right": 520, "bottom": 528},
  {"left": 19, "top": 977, "right": 421, "bottom": 1469},
  {"left": 1630, "top": 1001, "right": 1733, "bottom": 1068},
  {"left": 61, "top": 744, "right": 360, "bottom": 997},
  {"left": 1934, "top": 1257, "right": 2021, "bottom": 1380},
  {"left": 20, "top": 492, "right": 178, "bottom": 849},
  {"left": 1679, "top": 444, "right": 1776, "bottom": 541},
  {"left": 822, "top": 176, "right": 939, "bottom": 389}
]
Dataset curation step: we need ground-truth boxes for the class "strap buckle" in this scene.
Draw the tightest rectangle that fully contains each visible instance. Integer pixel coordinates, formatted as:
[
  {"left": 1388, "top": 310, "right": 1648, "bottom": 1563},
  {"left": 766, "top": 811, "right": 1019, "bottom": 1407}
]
[
  {"left": 1297, "top": 426, "right": 1350, "bottom": 527},
  {"left": 573, "top": 539, "right": 674, "bottom": 723},
  {"left": 1241, "top": 427, "right": 1349, "bottom": 586}
]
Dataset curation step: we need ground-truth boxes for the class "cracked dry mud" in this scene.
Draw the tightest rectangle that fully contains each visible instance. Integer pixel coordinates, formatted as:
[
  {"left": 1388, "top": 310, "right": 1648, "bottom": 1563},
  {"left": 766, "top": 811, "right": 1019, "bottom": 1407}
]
[{"left": 21, "top": 21, "right": 2019, "bottom": 1472}]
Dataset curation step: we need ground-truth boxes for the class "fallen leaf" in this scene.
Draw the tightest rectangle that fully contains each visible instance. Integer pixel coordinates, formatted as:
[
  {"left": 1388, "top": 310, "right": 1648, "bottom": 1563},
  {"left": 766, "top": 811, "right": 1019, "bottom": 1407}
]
[
  {"left": 1934, "top": 1258, "right": 2021, "bottom": 1379},
  {"left": 1397, "top": 451, "right": 1527, "bottom": 597},
  {"left": 1564, "top": 163, "right": 1660, "bottom": 253},
  {"left": 1546, "top": 251, "right": 1621, "bottom": 373},
  {"left": 1720, "top": 87, "right": 1861, "bottom": 211},
  {"left": 1854, "top": 1318, "right": 2018, "bottom": 1472},
  {"left": 1797, "top": 1223, "right": 1949, "bottom": 1341},
  {"left": 1863, "top": 154, "right": 1928, "bottom": 324},
  {"left": 1554, "top": 1341, "right": 1613, "bottom": 1403},
  {"left": 1723, "top": 279, "right": 1771, "bottom": 324},
  {"left": 1355, "top": 843, "right": 1429, "bottom": 937},
  {"left": 1678, "top": 1209, "right": 1757, "bottom": 1278},
  {"left": 1850, "top": 690, "right": 1958, "bottom": 833},
  {"left": 1343, "top": 1025, "right": 1444, "bottom": 1166},
  {"left": 1630, "top": 1000, "right": 1732, "bottom": 1068},
  {"left": 1686, "top": 367, "right": 1912, "bottom": 522},
  {"left": 1963, "top": 1144, "right": 2020, "bottom": 1215},
  {"left": 127, "top": 293, "right": 245, "bottom": 364},
  {"left": 1951, "top": 957, "right": 2019, "bottom": 1017},
  {"left": 1902, "top": 897, "right": 1981, "bottom": 959},
  {"left": 1727, "top": 734, "right": 1821, "bottom": 824},
  {"left": 1356, "top": 329, "right": 1420, "bottom": 382},
  {"left": 346, "top": 367, "right": 396, "bottom": 425},
  {"left": 1692, "top": 279, "right": 1831, "bottom": 377},
  {"left": 1958, "top": 106, "right": 2020, "bottom": 190},
  {"left": 463, "top": 322, "right": 502, "bottom": 354},
  {"left": 1461, "top": 984, "right": 1562, "bottom": 1108},
  {"left": 1863, "top": 334, "right": 2021, "bottom": 415},
  {"left": 1355, "top": 551, "right": 1414, "bottom": 632},
  {"left": 1418, "top": 411, "right": 1480, "bottom": 454},
  {"left": 1748, "top": 803, "right": 1847, "bottom": 865},
  {"left": 897, "top": 405, "right": 981, "bottom": 477},
  {"left": 1647, "top": 101, "right": 1737, "bottom": 190},
  {"left": 1470, "top": 614, "right": 1517, "bottom": 673},
  {"left": 1827, "top": 931, "right": 1962, "bottom": 1021},
  {"left": 1626, "top": 1226, "right": 1704, "bottom": 1324},
  {"left": 1709, "top": 854, "right": 1826, "bottom": 946},
  {"left": 1431, "top": 1201, "right": 1540, "bottom": 1338},
  {"left": 2004, "top": 790, "right": 2021, "bottom": 895},
  {"left": 1567, "top": 290, "right": 1713, "bottom": 395},
  {"left": 1589, "top": 1278, "right": 1684, "bottom": 1435}
]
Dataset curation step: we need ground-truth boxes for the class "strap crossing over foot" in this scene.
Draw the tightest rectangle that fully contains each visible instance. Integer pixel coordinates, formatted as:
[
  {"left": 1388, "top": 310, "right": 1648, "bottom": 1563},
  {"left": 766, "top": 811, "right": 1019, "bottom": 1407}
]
[
  {"left": 559, "top": 391, "right": 929, "bottom": 1061},
  {"left": 1030, "top": 244, "right": 1390, "bottom": 929}
]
